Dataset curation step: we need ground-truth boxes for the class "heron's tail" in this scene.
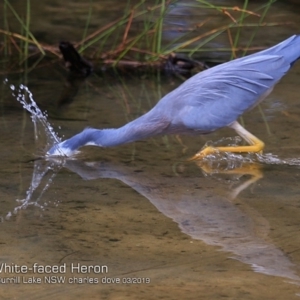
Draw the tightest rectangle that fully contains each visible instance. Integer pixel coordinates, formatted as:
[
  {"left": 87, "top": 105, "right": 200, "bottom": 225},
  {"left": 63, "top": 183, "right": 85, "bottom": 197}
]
[{"left": 261, "top": 35, "right": 300, "bottom": 66}]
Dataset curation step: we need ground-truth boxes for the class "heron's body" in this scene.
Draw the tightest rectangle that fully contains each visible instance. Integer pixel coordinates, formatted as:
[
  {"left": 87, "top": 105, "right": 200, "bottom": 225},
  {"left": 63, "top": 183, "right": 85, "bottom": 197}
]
[{"left": 48, "top": 35, "right": 300, "bottom": 158}]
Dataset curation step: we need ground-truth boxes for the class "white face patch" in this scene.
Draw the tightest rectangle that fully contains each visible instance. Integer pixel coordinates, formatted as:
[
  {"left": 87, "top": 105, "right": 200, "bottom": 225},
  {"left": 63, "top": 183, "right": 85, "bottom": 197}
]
[
  {"left": 47, "top": 141, "right": 74, "bottom": 157},
  {"left": 85, "top": 141, "right": 101, "bottom": 147}
]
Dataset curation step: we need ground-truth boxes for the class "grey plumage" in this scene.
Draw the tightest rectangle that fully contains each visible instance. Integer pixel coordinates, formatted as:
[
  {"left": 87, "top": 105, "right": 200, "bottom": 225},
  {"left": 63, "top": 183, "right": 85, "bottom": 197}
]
[{"left": 48, "top": 35, "right": 300, "bottom": 157}]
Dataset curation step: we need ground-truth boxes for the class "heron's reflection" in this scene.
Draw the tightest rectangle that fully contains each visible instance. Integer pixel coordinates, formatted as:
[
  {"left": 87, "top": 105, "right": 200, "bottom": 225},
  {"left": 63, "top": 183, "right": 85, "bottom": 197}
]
[{"left": 9, "top": 157, "right": 300, "bottom": 283}]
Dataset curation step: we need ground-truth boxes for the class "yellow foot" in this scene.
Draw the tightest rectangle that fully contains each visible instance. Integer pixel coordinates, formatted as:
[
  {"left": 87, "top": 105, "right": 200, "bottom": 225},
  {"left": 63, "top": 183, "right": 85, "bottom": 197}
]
[
  {"left": 189, "top": 120, "right": 265, "bottom": 161},
  {"left": 188, "top": 146, "right": 218, "bottom": 161}
]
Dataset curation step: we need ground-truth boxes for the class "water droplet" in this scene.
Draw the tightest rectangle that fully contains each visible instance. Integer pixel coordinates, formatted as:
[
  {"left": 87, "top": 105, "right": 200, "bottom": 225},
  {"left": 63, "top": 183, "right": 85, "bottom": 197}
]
[{"left": 8, "top": 82, "right": 62, "bottom": 152}]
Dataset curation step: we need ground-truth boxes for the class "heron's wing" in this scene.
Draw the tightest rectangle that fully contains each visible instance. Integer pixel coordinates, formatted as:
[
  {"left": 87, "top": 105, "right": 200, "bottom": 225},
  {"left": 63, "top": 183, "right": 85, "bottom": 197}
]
[
  {"left": 171, "top": 55, "right": 289, "bottom": 132},
  {"left": 242, "top": 35, "right": 300, "bottom": 65}
]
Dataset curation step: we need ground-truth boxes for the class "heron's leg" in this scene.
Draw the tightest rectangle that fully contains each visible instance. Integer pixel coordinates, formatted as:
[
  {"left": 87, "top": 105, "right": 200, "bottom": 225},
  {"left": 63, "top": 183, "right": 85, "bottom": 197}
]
[{"left": 190, "top": 121, "right": 265, "bottom": 160}]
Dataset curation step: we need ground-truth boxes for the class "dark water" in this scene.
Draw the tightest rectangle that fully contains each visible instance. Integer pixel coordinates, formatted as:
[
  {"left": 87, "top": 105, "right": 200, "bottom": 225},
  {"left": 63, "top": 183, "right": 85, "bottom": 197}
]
[{"left": 1, "top": 1, "right": 300, "bottom": 299}]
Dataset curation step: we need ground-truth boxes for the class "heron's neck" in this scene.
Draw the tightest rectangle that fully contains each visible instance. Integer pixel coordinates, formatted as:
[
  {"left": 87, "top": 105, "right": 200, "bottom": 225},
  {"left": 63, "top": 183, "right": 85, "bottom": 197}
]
[{"left": 83, "top": 110, "right": 169, "bottom": 148}]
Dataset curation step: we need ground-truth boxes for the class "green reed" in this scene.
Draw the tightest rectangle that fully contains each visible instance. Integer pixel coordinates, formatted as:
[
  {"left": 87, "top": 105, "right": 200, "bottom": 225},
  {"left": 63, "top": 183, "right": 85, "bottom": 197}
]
[
  {"left": 0, "top": 0, "right": 280, "bottom": 65},
  {"left": 3, "top": 0, "right": 45, "bottom": 57}
]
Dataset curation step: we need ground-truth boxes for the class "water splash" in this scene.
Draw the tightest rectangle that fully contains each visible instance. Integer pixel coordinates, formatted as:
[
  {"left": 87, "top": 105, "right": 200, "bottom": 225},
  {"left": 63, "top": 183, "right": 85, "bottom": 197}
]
[
  {"left": 0, "top": 158, "right": 64, "bottom": 221},
  {"left": 0, "top": 81, "right": 65, "bottom": 220},
  {"left": 257, "top": 153, "right": 300, "bottom": 166},
  {"left": 6, "top": 81, "right": 61, "bottom": 154},
  {"left": 202, "top": 137, "right": 300, "bottom": 167},
  {"left": 13, "top": 160, "right": 62, "bottom": 217}
]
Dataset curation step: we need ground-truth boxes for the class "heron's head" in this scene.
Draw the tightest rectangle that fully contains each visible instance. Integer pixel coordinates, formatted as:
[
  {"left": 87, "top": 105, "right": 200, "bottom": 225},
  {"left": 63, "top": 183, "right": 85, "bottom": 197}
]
[
  {"left": 47, "top": 141, "right": 72, "bottom": 157},
  {"left": 47, "top": 128, "right": 103, "bottom": 157}
]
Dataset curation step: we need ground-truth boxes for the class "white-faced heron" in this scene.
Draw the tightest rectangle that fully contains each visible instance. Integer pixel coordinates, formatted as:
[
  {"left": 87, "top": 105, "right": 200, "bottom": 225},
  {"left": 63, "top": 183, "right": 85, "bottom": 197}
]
[{"left": 48, "top": 35, "right": 300, "bottom": 159}]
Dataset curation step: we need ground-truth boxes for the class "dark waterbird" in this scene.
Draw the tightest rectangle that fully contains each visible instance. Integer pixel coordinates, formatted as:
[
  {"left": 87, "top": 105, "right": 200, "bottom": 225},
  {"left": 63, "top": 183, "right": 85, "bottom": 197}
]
[{"left": 48, "top": 35, "right": 300, "bottom": 159}]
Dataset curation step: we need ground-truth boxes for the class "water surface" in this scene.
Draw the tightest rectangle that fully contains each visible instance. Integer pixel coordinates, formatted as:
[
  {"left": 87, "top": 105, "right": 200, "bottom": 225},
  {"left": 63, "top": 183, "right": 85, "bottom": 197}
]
[{"left": 1, "top": 1, "right": 300, "bottom": 299}]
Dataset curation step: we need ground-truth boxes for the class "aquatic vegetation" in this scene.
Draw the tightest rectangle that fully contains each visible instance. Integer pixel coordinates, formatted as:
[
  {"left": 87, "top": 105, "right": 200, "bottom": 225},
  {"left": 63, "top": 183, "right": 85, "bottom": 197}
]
[{"left": 0, "top": 0, "right": 283, "bottom": 72}]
